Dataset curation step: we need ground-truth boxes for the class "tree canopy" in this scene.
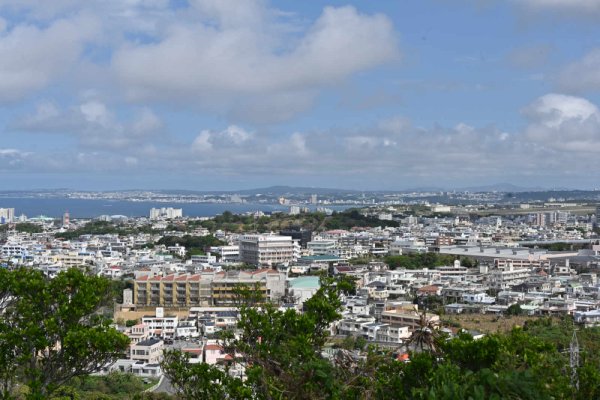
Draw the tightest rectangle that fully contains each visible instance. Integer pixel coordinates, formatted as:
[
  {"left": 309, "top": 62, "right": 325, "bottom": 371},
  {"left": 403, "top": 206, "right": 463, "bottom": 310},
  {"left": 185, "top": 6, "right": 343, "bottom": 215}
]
[
  {"left": 384, "top": 253, "right": 476, "bottom": 270},
  {"left": 0, "top": 267, "right": 130, "bottom": 399}
]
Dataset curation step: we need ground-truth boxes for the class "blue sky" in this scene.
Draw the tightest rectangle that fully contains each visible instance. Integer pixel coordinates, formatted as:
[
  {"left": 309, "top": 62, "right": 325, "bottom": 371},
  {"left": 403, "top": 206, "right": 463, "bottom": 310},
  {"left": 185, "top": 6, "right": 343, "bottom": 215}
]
[{"left": 1, "top": 0, "right": 600, "bottom": 190}]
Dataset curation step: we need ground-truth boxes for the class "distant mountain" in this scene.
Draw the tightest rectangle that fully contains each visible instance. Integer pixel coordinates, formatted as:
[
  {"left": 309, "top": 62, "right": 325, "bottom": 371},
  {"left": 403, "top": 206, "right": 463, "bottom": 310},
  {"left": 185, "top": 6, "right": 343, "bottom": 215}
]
[{"left": 234, "top": 186, "right": 362, "bottom": 195}]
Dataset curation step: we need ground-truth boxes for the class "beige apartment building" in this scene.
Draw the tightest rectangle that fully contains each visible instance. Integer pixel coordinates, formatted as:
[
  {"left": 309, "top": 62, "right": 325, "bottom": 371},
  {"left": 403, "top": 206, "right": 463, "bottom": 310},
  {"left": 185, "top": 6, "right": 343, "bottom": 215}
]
[{"left": 133, "top": 269, "right": 286, "bottom": 307}]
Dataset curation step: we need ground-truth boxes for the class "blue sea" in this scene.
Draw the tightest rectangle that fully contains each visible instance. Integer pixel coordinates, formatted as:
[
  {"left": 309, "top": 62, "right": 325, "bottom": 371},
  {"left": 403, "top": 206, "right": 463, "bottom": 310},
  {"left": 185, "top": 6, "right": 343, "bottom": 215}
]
[{"left": 0, "top": 198, "right": 352, "bottom": 219}]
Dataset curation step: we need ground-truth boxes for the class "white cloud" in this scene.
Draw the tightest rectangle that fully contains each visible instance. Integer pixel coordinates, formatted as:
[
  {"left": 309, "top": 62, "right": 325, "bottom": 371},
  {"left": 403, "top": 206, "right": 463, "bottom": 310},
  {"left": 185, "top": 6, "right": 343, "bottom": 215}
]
[
  {"left": 0, "top": 15, "right": 99, "bottom": 103},
  {"left": 171, "top": 93, "right": 600, "bottom": 182},
  {"left": 192, "top": 125, "right": 254, "bottom": 154},
  {"left": 7, "top": 93, "right": 600, "bottom": 185},
  {"left": 112, "top": 5, "right": 399, "bottom": 122},
  {"left": 13, "top": 101, "right": 164, "bottom": 151},
  {"left": 0, "top": 148, "right": 31, "bottom": 170},
  {"left": 523, "top": 93, "right": 600, "bottom": 151}
]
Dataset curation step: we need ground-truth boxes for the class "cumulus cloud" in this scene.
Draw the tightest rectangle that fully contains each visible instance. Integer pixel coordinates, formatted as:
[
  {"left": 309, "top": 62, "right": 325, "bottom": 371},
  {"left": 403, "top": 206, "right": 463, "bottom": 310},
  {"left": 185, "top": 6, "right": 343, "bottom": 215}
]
[
  {"left": 523, "top": 93, "right": 600, "bottom": 152},
  {"left": 0, "top": 15, "right": 99, "bottom": 103},
  {"left": 12, "top": 101, "right": 164, "bottom": 151},
  {"left": 6, "top": 92, "right": 600, "bottom": 186},
  {"left": 112, "top": 4, "right": 399, "bottom": 122},
  {"left": 173, "top": 93, "right": 600, "bottom": 184}
]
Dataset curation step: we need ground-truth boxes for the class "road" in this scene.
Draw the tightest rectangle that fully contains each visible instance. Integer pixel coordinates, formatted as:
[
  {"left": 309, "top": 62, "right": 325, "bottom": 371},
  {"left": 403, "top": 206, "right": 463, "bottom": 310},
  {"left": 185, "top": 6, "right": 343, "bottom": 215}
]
[{"left": 153, "top": 375, "right": 177, "bottom": 394}]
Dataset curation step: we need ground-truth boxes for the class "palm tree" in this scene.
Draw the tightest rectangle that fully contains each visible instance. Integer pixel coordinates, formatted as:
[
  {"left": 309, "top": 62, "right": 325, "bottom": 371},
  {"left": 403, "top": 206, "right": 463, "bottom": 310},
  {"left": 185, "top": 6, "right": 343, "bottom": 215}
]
[{"left": 404, "top": 309, "right": 442, "bottom": 355}]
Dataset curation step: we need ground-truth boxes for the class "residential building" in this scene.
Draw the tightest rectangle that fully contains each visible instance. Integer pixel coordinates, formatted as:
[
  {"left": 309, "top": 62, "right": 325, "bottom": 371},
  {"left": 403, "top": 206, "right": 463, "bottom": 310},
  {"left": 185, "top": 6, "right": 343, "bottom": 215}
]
[
  {"left": 0, "top": 208, "right": 14, "bottom": 223},
  {"left": 130, "top": 338, "right": 164, "bottom": 364},
  {"left": 239, "top": 234, "right": 295, "bottom": 267},
  {"left": 149, "top": 207, "right": 183, "bottom": 220}
]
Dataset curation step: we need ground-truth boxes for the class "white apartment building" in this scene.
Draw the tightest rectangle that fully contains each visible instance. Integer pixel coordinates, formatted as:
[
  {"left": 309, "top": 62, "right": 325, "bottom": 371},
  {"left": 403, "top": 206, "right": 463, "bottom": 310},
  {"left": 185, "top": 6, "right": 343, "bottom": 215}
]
[
  {"left": 209, "top": 245, "right": 240, "bottom": 262},
  {"left": 239, "top": 234, "right": 295, "bottom": 267},
  {"left": 0, "top": 208, "right": 15, "bottom": 223},
  {"left": 1, "top": 244, "right": 27, "bottom": 258},
  {"left": 127, "top": 323, "right": 151, "bottom": 344},
  {"left": 130, "top": 338, "right": 164, "bottom": 364},
  {"left": 142, "top": 308, "right": 179, "bottom": 338},
  {"left": 307, "top": 239, "right": 337, "bottom": 256},
  {"left": 149, "top": 207, "right": 183, "bottom": 220},
  {"left": 489, "top": 263, "right": 532, "bottom": 290}
]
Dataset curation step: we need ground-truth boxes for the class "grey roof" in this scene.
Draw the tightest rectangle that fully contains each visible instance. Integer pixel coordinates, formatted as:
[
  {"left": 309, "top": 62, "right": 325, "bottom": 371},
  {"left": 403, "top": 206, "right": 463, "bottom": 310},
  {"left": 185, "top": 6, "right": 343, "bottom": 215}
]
[{"left": 136, "top": 338, "right": 162, "bottom": 347}]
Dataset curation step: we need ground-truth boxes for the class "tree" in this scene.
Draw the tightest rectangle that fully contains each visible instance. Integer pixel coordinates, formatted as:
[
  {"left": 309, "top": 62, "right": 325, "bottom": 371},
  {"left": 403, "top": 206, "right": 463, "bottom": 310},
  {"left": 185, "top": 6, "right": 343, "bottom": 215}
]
[
  {"left": 0, "top": 268, "right": 130, "bottom": 399},
  {"left": 160, "top": 276, "right": 597, "bottom": 400},
  {"left": 506, "top": 303, "right": 523, "bottom": 316},
  {"left": 404, "top": 310, "right": 443, "bottom": 354},
  {"left": 162, "top": 350, "right": 250, "bottom": 400},
  {"left": 162, "top": 276, "right": 344, "bottom": 400}
]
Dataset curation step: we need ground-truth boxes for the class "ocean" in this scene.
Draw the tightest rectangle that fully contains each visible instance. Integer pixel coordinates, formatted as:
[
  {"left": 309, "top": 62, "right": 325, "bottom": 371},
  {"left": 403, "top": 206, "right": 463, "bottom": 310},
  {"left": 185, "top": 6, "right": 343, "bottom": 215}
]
[{"left": 0, "top": 198, "right": 351, "bottom": 219}]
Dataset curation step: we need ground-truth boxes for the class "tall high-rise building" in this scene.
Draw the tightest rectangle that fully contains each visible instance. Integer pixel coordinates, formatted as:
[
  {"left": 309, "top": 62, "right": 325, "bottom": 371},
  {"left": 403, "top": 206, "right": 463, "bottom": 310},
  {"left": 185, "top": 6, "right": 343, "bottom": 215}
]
[
  {"left": 310, "top": 194, "right": 318, "bottom": 204},
  {"left": 0, "top": 208, "right": 15, "bottom": 224},
  {"left": 63, "top": 211, "right": 70, "bottom": 228},
  {"left": 534, "top": 212, "right": 546, "bottom": 227}
]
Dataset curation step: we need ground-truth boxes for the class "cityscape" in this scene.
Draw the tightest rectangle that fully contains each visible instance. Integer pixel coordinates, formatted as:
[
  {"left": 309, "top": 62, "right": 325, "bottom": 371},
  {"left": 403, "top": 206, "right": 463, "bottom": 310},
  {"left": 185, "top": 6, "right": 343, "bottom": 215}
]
[
  {"left": 2, "top": 191, "right": 600, "bottom": 396},
  {"left": 2, "top": 0, "right": 600, "bottom": 399}
]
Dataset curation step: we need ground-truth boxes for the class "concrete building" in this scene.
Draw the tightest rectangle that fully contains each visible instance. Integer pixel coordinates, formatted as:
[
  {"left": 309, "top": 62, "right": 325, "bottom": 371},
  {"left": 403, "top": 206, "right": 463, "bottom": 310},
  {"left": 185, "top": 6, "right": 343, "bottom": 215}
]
[
  {"left": 127, "top": 323, "right": 150, "bottom": 344},
  {"left": 209, "top": 245, "right": 240, "bottom": 262},
  {"left": 210, "top": 269, "right": 286, "bottom": 305},
  {"left": 307, "top": 239, "right": 337, "bottom": 256},
  {"left": 149, "top": 207, "right": 183, "bottom": 220},
  {"left": 134, "top": 274, "right": 212, "bottom": 307},
  {"left": 0, "top": 208, "right": 14, "bottom": 224},
  {"left": 141, "top": 308, "right": 179, "bottom": 338},
  {"left": 489, "top": 263, "right": 532, "bottom": 290},
  {"left": 380, "top": 304, "right": 440, "bottom": 332},
  {"left": 288, "top": 276, "right": 320, "bottom": 306},
  {"left": 239, "top": 234, "right": 295, "bottom": 267},
  {"left": 130, "top": 338, "right": 164, "bottom": 364},
  {"left": 134, "top": 269, "right": 287, "bottom": 307},
  {"left": 279, "top": 228, "right": 312, "bottom": 248}
]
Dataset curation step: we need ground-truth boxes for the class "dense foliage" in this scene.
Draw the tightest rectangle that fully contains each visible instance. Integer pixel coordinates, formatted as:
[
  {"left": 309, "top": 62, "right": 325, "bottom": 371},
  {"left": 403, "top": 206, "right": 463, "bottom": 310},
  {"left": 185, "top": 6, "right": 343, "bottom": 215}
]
[
  {"left": 323, "top": 209, "right": 399, "bottom": 230},
  {"left": 156, "top": 235, "right": 224, "bottom": 258},
  {"left": 161, "top": 277, "right": 599, "bottom": 400},
  {"left": 55, "top": 372, "right": 158, "bottom": 399},
  {"left": 55, "top": 221, "right": 157, "bottom": 240},
  {"left": 195, "top": 210, "right": 326, "bottom": 233},
  {"left": 0, "top": 223, "right": 44, "bottom": 234},
  {"left": 192, "top": 209, "right": 399, "bottom": 233},
  {"left": 384, "top": 253, "right": 476, "bottom": 270},
  {"left": 0, "top": 268, "right": 130, "bottom": 399}
]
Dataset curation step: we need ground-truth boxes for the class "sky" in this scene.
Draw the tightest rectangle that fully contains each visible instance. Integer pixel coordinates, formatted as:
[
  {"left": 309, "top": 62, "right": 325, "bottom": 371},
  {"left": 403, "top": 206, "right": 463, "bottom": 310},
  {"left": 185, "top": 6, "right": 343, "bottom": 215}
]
[{"left": 1, "top": 0, "right": 600, "bottom": 191}]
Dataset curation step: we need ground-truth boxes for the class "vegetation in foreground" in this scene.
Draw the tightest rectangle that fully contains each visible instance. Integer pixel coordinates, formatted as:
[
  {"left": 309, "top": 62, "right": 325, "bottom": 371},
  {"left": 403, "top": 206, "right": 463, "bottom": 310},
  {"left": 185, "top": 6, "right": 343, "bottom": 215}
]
[
  {"left": 0, "top": 268, "right": 130, "bottom": 399},
  {"left": 161, "top": 278, "right": 600, "bottom": 400},
  {"left": 1, "top": 266, "right": 599, "bottom": 399}
]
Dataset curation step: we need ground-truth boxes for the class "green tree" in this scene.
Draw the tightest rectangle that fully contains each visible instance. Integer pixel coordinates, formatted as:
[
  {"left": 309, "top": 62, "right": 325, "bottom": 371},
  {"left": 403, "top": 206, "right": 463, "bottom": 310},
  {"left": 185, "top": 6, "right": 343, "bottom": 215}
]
[
  {"left": 506, "top": 303, "right": 523, "bottom": 316},
  {"left": 14, "top": 223, "right": 43, "bottom": 234},
  {"left": 0, "top": 268, "right": 130, "bottom": 399},
  {"left": 162, "top": 276, "right": 344, "bottom": 400}
]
